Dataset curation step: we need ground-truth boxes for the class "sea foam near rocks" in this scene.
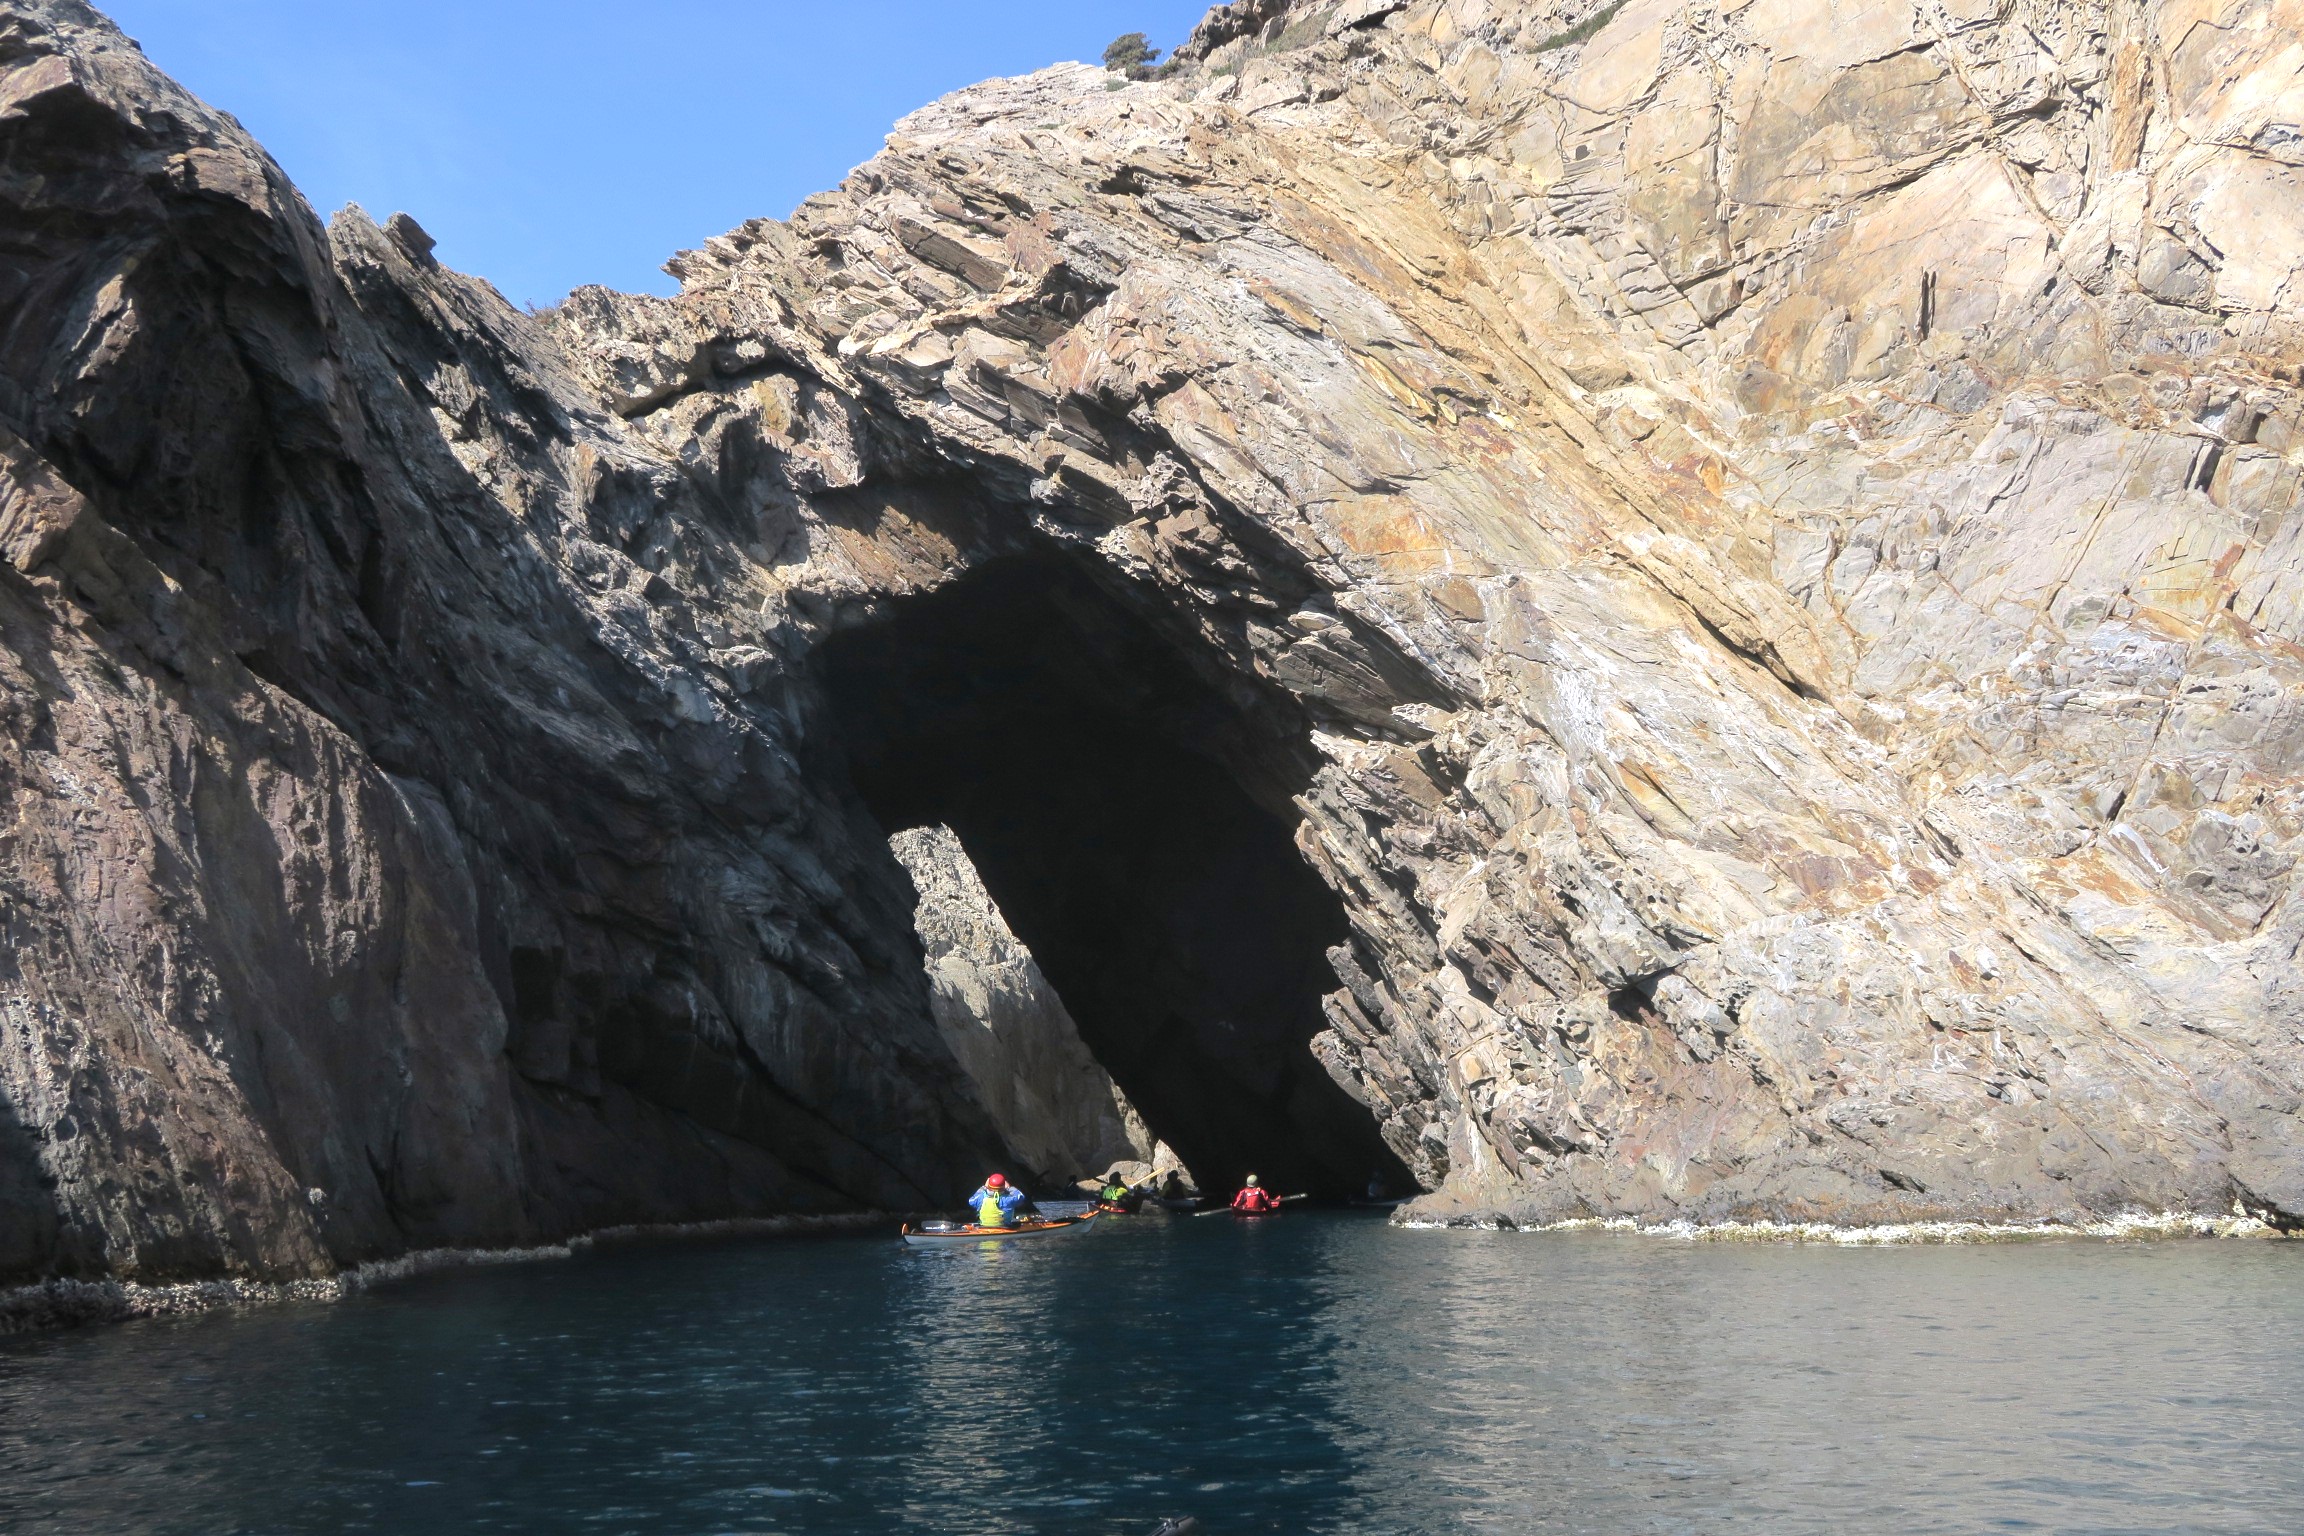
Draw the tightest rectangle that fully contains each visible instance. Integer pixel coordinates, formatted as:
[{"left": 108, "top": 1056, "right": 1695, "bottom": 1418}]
[
  {"left": 1399, "top": 1212, "right": 2287, "bottom": 1243},
  {"left": 0, "top": 1215, "right": 886, "bottom": 1335}
]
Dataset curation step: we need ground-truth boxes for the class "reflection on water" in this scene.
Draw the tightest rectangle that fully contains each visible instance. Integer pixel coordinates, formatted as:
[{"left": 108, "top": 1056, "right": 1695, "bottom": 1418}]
[{"left": 0, "top": 1214, "right": 2297, "bottom": 1534}]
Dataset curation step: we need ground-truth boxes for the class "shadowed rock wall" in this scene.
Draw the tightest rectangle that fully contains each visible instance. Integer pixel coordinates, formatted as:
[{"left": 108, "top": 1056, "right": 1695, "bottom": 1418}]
[
  {"left": 824, "top": 554, "right": 1410, "bottom": 1197},
  {"left": 890, "top": 823, "right": 1178, "bottom": 1187},
  {"left": 0, "top": 0, "right": 1006, "bottom": 1285}
]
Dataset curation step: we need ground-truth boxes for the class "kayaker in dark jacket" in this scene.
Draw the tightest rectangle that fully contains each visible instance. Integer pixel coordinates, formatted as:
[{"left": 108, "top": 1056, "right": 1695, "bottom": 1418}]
[{"left": 1231, "top": 1174, "right": 1282, "bottom": 1214}]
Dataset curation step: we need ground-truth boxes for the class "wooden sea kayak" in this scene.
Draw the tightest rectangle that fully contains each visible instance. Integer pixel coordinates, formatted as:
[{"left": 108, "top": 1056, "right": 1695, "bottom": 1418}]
[{"left": 899, "top": 1212, "right": 1100, "bottom": 1247}]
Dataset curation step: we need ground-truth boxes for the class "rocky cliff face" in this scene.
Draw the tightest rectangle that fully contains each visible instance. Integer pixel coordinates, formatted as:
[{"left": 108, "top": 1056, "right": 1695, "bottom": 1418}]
[
  {"left": 0, "top": 0, "right": 1011, "bottom": 1284},
  {"left": 2, "top": 0, "right": 2301, "bottom": 1288}
]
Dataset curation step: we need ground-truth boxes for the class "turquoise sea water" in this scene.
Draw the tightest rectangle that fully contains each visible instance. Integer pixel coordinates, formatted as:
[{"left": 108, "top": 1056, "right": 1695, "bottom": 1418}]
[{"left": 1, "top": 1212, "right": 2298, "bottom": 1534}]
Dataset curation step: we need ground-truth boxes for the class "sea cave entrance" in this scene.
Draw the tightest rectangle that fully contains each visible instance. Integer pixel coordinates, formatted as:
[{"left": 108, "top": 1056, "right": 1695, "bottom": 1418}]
[{"left": 810, "top": 551, "right": 1407, "bottom": 1200}]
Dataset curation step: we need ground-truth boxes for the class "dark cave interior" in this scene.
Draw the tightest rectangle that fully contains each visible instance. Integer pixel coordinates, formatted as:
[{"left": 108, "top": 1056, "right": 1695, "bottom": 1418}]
[{"left": 811, "top": 551, "right": 1408, "bottom": 1200}]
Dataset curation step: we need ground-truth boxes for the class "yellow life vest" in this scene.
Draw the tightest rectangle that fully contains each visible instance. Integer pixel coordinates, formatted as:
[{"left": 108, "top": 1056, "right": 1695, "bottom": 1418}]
[{"left": 977, "top": 1193, "right": 1010, "bottom": 1227}]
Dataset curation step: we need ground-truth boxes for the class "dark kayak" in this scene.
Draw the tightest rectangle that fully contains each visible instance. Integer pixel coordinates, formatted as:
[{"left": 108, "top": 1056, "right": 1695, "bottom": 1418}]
[{"left": 899, "top": 1213, "right": 1100, "bottom": 1247}]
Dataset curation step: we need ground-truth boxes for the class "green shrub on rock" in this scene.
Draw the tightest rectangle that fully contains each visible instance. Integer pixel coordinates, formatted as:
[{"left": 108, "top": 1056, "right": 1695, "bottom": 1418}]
[{"left": 1102, "top": 32, "right": 1157, "bottom": 76}]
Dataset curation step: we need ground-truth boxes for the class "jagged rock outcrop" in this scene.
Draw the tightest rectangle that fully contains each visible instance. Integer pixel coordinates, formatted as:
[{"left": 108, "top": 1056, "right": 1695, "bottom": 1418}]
[
  {"left": 890, "top": 824, "right": 1175, "bottom": 1184},
  {"left": 0, "top": 0, "right": 1010, "bottom": 1284},
  {"left": 2, "top": 0, "right": 2302, "bottom": 1289}
]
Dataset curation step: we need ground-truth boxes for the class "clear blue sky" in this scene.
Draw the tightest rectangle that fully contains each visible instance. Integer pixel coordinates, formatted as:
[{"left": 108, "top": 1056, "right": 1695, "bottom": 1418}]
[{"left": 101, "top": 1, "right": 1217, "bottom": 308}]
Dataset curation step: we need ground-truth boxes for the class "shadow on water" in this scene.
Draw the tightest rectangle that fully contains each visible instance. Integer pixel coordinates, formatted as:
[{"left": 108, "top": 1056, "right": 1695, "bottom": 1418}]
[{"left": 1, "top": 1213, "right": 2300, "bottom": 1535}]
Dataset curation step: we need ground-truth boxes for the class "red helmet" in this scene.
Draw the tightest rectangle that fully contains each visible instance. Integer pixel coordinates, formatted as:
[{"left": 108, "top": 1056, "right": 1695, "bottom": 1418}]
[{"left": 985, "top": 1173, "right": 1007, "bottom": 1187}]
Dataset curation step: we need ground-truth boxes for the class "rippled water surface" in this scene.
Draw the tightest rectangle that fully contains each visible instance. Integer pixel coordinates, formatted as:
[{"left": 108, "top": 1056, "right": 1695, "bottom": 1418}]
[{"left": 2, "top": 1214, "right": 2299, "bottom": 1534}]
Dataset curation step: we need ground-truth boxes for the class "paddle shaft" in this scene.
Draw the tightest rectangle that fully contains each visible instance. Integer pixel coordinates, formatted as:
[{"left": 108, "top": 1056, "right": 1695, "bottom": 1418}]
[{"left": 1195, "top": 1193, "right": 1308, "bottom": 1216}]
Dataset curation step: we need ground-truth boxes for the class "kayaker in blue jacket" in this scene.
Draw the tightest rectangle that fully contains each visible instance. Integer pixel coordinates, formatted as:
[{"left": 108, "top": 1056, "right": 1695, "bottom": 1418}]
[{"left": 966, "top": 1173, "right": 1029, "bottom": 1228}]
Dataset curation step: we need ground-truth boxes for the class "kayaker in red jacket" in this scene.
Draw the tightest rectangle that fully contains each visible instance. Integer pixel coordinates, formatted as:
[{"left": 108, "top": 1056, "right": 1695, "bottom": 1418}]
[{"left": 1230, "top": 1174, "right": 1282, "bottom": 1213}]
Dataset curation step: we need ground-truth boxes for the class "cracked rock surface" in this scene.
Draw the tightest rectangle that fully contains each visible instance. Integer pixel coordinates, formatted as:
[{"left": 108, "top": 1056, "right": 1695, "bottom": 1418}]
[{"left": 3, "top": 0, "right": 2302, "bottom": 1285}]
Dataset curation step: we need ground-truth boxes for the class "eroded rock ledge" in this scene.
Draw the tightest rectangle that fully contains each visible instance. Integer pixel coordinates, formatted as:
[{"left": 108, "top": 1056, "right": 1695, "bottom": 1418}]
[{"left": 1, "top": 0, "right": 2301, "bottom": 1289}]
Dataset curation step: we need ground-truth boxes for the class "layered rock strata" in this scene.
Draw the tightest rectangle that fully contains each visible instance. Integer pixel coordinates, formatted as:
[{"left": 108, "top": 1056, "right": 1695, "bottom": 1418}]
[
  {"left": 544, "top": 0, "right": 2304, "bottom": 1228},
  {"left": 1, "top": 0, "right": 2301, "bottom": 1288}
]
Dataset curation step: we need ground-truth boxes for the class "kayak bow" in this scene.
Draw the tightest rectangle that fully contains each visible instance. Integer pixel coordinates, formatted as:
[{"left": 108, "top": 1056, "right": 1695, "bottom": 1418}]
[{"left": 900, "top": 1211, "right": 1101, "bottom": 1247}]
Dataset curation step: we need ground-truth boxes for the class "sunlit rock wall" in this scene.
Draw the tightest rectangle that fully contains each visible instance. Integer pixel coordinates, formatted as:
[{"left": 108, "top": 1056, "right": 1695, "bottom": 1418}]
[{"left": 548, "top": 0, "right": 2304, "bottom": 1228}]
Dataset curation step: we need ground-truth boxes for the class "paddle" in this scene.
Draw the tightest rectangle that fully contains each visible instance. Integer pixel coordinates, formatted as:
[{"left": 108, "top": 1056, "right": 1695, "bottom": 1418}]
[{"left": 1194, "top": 1193, "right": 1307, "bottom": 1216}]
